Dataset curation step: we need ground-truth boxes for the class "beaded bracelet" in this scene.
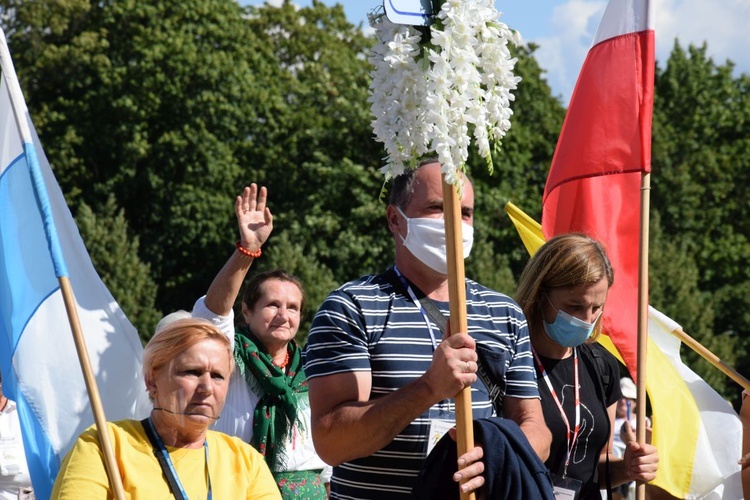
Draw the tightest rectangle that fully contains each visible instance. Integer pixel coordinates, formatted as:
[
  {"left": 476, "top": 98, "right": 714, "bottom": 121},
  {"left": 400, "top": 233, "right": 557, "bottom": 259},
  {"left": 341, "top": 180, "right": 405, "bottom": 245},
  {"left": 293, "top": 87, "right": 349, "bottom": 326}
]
[{"left": 235, "top": 240, "right": 262, "bottom": 258}]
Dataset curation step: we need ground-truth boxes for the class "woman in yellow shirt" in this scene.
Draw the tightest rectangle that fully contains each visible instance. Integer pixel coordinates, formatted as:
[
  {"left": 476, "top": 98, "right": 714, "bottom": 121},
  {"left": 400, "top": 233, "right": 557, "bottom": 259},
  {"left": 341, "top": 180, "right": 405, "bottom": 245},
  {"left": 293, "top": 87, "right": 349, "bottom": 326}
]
[{"left": 52, "top": 318, "right": 281, "bottom": 499}]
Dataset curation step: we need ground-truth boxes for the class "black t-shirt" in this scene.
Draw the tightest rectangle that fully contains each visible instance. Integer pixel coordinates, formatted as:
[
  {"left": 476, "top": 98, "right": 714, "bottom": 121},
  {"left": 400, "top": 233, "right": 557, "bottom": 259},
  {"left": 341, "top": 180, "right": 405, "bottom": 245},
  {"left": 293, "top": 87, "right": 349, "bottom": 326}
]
[{"left": 536, "top": 343, "right": 621, "bottom": 499}]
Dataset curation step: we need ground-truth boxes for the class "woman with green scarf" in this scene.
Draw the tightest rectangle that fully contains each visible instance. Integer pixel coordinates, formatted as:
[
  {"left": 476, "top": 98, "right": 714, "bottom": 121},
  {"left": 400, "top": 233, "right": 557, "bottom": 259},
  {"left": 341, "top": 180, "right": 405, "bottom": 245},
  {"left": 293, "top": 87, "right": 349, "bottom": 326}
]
[{"left": 192, "top": 183, "right": 330, "bottom": 499}]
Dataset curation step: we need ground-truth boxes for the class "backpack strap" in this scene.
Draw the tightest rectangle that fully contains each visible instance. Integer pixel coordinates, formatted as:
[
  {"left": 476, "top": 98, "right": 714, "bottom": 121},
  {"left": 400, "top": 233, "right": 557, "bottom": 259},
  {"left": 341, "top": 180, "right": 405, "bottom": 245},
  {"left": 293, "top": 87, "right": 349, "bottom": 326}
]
[
  {"left": 578, "top": 343, "right": 613, "bottom": 500},
  {"left": 587, "top": 343, "right": 612, "bottom": 396}
]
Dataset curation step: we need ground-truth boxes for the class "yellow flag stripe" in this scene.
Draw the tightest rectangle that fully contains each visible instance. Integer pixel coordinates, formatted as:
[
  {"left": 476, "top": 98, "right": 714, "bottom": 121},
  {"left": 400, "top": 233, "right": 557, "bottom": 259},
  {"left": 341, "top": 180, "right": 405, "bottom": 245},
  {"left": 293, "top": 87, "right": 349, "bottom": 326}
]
[{"left": 505, "top": 202, "right": 545, "bottom": 254}]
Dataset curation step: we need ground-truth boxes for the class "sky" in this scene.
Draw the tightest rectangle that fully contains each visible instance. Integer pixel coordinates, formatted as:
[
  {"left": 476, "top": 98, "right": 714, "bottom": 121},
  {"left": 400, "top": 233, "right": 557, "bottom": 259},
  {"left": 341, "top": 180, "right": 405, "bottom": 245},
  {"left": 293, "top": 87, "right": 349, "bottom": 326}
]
[{"left": 245, "top": 0, "right": 750, "bottom": 105}]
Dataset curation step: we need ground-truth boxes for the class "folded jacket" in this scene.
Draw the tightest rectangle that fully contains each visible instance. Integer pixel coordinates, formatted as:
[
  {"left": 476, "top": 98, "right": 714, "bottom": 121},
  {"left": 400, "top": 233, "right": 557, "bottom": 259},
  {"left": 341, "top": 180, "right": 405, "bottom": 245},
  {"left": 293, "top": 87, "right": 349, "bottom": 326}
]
[{"left": 412, "top": 417, "right": 555, "bottom": 500}]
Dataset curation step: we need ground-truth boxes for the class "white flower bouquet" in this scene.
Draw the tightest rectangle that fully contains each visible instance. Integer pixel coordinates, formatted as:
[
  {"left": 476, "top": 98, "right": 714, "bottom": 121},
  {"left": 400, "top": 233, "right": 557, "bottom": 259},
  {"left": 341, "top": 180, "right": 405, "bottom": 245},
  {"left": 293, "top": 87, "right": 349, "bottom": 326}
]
[{"left": 368, "top": 0, "right": 521, "bottom": 186}]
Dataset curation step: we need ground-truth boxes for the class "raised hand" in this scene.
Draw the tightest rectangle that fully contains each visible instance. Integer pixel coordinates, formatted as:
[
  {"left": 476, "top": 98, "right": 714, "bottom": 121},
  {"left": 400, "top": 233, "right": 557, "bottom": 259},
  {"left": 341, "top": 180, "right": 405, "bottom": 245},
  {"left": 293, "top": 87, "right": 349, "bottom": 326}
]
[{"left": 235, "top": 183, "right": 273, "bottom": 253}]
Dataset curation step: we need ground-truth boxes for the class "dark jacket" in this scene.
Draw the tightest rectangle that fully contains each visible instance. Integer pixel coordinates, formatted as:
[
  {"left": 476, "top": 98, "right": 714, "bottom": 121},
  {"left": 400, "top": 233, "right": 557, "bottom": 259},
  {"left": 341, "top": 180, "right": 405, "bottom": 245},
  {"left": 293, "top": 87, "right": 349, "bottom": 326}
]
[{"left": 412, "top": 417, "right": 555, "bottom": 500}]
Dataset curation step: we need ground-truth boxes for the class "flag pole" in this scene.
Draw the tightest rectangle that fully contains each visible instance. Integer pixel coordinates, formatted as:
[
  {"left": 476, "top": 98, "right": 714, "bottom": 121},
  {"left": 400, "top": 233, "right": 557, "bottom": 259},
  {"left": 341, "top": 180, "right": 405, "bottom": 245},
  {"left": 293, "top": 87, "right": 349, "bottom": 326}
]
[
  {"left": 59, "top": 279, "right": 126, "bottom": 500},
  {"left": 0, "top": 30, "right": 126, "bottom": 500},
  {"left": 635, "top": 172, "right": 651, "bottom": 500},
  {"left": 442, "top": 175, "right": 475, "bottom": 500},
  {"left": 669, "top": 327, "right": 750, "bottom": 391}
]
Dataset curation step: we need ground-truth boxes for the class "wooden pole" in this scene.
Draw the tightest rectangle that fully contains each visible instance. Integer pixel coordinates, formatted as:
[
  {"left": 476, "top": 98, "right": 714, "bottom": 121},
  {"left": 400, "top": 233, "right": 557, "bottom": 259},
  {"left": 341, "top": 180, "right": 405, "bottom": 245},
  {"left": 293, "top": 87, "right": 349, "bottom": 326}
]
[
  {"left": 59, "top": 278, "right": 126, "bottom": 500},
  {"left": 0, "top": 32, "right": 125, "bottom": 499},
  {"left": 442, "top": 175, "right": 475, "bottom": 500},
  {"left": 635, "top": 173, "right": 651, "bottom": 500},
  {"left": 670, "top": 327, "right": 750, "bottom": 391}
]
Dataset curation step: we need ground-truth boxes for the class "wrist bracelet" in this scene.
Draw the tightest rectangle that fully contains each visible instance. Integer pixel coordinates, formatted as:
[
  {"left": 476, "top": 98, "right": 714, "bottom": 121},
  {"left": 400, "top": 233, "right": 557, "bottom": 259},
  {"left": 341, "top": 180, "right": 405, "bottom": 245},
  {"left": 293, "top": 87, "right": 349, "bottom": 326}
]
[{"left": 235, "top": 240, "right": 262, "bottom": 258}]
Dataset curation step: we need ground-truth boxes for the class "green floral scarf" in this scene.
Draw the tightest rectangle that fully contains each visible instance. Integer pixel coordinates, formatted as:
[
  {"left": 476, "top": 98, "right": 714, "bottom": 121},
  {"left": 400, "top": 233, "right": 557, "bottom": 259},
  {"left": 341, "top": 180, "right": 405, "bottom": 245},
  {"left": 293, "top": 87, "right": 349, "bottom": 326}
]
[{"left": 234, "top": 327, "right": 308, "bottom": 472}]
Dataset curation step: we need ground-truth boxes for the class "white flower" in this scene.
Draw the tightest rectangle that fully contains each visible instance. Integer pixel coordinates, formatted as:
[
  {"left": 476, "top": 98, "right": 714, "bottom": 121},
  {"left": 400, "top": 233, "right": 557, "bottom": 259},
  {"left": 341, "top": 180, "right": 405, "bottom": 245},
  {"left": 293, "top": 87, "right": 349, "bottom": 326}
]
[{"left": 368, "top": 0, "right": 520, "bottom": 184}]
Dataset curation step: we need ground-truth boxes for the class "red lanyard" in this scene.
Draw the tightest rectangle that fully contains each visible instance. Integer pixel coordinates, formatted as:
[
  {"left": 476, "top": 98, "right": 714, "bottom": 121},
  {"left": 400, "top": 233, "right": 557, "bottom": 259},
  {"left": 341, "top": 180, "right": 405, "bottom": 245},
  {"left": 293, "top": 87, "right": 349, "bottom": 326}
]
[{"left": 533, "top": 347, "right": 580, "bottom": 477}]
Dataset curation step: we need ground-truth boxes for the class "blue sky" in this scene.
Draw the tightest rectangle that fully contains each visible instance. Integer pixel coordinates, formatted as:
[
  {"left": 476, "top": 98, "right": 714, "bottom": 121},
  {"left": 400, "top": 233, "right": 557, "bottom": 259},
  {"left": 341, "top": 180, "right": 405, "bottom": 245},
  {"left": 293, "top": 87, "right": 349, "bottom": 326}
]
[{"left": 245, "top": 0, "right": 750, "bottom": 105}]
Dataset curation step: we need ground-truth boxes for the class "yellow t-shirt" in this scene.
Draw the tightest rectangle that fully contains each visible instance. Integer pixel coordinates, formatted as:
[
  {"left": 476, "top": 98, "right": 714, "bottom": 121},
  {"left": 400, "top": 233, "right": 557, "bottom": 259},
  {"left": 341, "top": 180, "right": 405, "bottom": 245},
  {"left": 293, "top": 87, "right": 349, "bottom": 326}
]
[{"left": 51, "top": 419, "right": 281, "bottom": 499}]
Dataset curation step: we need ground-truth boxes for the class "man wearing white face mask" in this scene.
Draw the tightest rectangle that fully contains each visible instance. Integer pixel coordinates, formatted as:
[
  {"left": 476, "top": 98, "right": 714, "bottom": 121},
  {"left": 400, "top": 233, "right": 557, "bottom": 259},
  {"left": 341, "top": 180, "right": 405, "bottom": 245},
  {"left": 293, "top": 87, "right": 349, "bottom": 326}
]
[
  {"left": 394, "top": 205, "right": 474, "bottom": 275},
  {"left": 304, "top": 160, "right": 551, "bottom": 499}
]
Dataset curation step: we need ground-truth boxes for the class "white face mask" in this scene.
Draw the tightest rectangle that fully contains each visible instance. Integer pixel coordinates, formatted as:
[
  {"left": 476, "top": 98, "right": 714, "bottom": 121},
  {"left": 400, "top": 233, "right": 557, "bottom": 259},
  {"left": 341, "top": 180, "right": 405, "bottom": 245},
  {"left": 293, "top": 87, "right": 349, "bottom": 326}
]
[{"left": 397, "top": 207, "right": 474, "bottom": 275}]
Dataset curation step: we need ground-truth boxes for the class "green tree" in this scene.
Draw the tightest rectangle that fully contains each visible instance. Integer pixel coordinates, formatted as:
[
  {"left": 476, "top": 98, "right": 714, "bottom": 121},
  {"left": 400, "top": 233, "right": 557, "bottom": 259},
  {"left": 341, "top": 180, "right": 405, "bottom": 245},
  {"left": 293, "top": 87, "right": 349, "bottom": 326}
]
[
  {"left": 2, "top": 0, "right": 285, "bottom": 313},
  {"left": 0, "top": 1, "right": 567, "bottom": 325},
  {"left": 241, "top": 1, "right": 390, "bottom": 288},
  {"left": 648, "top": 214, "right": 741, "bottom": 396},
  {"left": 651, "top": 42, "right": 750, "bottom": 397},
  {"left": 75, "top": 196, "right": 161, "bottom": 342}
]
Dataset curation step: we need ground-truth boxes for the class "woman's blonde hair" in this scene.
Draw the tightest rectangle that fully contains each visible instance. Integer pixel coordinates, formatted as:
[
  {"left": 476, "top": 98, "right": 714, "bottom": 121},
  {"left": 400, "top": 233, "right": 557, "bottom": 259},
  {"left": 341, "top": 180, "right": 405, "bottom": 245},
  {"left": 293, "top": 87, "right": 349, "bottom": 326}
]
[
  {"left": 143, "top": 318, "right": 234, "bottom": 389},
  {"left": 515, "top": 233, "right": 614, "bottom": 342}
]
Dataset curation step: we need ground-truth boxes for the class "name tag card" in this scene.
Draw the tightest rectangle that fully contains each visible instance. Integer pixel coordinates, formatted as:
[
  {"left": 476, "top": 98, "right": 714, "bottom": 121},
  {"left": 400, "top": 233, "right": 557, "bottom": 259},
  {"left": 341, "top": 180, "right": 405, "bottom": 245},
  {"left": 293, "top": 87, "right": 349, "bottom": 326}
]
[
  {"left": 552, "top": 474, "right": 582, "bottom": 500},
  {"left": 426, "top": 419, "right": 454, "bottom": 456}
]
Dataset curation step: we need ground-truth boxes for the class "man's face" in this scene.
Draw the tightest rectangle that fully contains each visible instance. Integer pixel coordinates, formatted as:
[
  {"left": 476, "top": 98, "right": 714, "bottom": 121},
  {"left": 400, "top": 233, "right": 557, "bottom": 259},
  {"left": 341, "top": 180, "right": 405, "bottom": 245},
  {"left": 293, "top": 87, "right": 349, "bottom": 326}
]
[
  {"left": 401, "top": 162, "right": 474, "bottom": 224},
  {"left": 387, "top": 162, "right": 476, "bottom": 275}
]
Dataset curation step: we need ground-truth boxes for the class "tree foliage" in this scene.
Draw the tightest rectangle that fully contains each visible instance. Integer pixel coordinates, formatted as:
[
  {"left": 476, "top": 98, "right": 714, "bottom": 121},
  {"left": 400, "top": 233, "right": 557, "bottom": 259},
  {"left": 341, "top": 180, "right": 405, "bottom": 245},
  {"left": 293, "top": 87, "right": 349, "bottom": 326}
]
[
  {"left": 651, "top": 42, "right": 750, "bottom": 396},
  {"left": 75, "top": 196, "right": 161, "bottom": 342},
  {"left": 2, "top": 0, "right": 285, "bottom": 319},
  {"left": 240, "top": 2, "right": 391, "bottom": 286}
]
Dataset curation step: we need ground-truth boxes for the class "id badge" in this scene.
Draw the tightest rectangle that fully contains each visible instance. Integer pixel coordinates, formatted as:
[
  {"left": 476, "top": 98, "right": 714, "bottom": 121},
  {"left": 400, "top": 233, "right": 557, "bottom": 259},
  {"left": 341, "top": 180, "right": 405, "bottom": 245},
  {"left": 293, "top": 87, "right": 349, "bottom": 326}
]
[
  {"left": 425, "top": 405, "right": 455, "bottom": 456},
  {"left": 552, "top": 474, "right": 582, "bottom": 500},
  {"left": 426, "top": 419, "right": 454, "bottom": 456}
]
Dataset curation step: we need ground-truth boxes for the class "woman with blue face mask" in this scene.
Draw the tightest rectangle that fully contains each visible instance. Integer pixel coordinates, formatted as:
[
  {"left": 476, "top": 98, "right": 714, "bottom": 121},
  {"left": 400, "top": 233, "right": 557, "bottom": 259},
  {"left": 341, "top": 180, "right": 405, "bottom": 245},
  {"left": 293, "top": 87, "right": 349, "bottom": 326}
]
[{"left": 515, "top": 233, "right": 659, "bottom": 500}]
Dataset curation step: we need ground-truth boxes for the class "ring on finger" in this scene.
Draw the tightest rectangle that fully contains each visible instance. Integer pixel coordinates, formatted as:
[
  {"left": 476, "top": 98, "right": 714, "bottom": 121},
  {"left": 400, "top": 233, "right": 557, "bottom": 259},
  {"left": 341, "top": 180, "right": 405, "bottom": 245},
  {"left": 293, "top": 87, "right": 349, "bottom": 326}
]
[{"left": 464, "top": 361, "right": 471, "bottom": 373}]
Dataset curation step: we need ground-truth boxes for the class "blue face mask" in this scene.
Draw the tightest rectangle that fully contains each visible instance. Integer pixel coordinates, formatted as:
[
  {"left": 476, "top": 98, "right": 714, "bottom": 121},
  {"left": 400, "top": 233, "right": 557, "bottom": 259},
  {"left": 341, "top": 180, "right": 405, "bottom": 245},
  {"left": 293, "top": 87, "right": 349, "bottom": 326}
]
[{"left": 543, "top": 308, "right": 601, "bottom": 348}]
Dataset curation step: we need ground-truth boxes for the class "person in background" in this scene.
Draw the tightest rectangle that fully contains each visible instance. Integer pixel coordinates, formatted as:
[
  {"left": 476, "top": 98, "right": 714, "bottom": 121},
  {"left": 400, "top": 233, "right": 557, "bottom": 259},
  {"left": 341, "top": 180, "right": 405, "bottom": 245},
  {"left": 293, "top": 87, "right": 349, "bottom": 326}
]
[
  {"left": 613, "top": 377, "right": 638, "bottom": 458},
  {"left": 51, "top": 318, "right": 280, "bottom": 499},
  {"left": 612, "top": 377, "right": 651, "bottom": 500},
  {"left": 155, "top": 309, "right": 192, "bottom": 333},
  {"left": 192, "top": 183, "right": 331, "bottom": 499},
  {"left": 0, "top": 372, "right": 33, "bottom": 500},
  {"left": 304, "top": 160, "right": 551, "bottom": 499},
  {"left": 515, "top": 233, "right": 659, "bottom": 499}
]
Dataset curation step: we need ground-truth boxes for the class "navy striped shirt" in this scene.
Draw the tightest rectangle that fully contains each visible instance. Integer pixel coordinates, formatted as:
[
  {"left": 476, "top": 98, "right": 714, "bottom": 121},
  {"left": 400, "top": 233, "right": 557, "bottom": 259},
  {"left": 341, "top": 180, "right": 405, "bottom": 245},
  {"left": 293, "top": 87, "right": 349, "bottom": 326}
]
[{"left": 304, "top": 267, "right": 539, "bottom": 499}]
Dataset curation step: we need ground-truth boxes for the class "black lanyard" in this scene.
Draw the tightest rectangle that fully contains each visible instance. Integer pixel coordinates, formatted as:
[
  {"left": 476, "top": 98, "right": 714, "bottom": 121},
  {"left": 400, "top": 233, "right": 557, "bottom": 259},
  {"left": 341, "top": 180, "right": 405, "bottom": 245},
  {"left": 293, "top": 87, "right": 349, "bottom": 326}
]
[{"left": 142, "top": 418, "right": 212, "bottom": 500}]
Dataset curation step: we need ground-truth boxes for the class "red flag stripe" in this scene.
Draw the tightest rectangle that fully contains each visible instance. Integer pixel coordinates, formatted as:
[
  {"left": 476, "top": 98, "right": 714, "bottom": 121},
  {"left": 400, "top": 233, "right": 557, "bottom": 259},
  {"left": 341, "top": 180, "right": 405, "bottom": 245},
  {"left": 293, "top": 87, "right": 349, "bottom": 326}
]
[
  {"left": 543, "top": 30, "right": 654, "bottom": 203},
  {"left": 543, "top": 172, "right": 642, "bottom": 372},
  {"left": 542, "top": 0, "right": 655, "bottom": 378}
]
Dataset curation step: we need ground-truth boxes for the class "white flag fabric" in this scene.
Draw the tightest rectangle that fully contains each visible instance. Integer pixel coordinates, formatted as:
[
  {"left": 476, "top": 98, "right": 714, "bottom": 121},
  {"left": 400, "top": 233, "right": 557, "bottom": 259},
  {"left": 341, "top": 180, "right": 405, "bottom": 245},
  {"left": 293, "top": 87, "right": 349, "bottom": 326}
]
[
  {"left": 0, "top": 28, "right": 150, "bottom": 498},
  {"left": 647, "top": 307, "right": 743, "bottom": 499}
]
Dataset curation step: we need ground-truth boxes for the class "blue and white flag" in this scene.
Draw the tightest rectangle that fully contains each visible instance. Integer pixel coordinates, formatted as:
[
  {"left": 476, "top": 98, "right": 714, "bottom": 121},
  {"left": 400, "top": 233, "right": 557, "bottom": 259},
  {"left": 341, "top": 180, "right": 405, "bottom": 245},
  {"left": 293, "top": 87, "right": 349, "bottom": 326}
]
[{"left": 0, "top": 29, "right": 150, "bottom": 498}]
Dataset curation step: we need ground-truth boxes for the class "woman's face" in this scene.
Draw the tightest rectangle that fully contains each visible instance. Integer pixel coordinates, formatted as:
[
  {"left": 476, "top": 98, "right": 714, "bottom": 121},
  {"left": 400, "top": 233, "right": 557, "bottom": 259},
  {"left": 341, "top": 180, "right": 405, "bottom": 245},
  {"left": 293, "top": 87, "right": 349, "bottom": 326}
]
[
  {"left": 148, "top": 338, "right": 231, "bottom": 429},
  {"left": 543, "top": 277, "right": 609, "bottom": 325},
  {"left": 242, "top": 279, "right": 302, "bottom": 350}
]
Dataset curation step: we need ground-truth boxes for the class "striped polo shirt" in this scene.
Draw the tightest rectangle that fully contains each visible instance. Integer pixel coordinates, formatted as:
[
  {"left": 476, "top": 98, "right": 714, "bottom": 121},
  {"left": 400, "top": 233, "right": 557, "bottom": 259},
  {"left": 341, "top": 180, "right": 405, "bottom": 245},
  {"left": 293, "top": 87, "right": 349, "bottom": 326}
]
[{"left": 304, "top": 267, "right": 539, "bottom": 499}]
